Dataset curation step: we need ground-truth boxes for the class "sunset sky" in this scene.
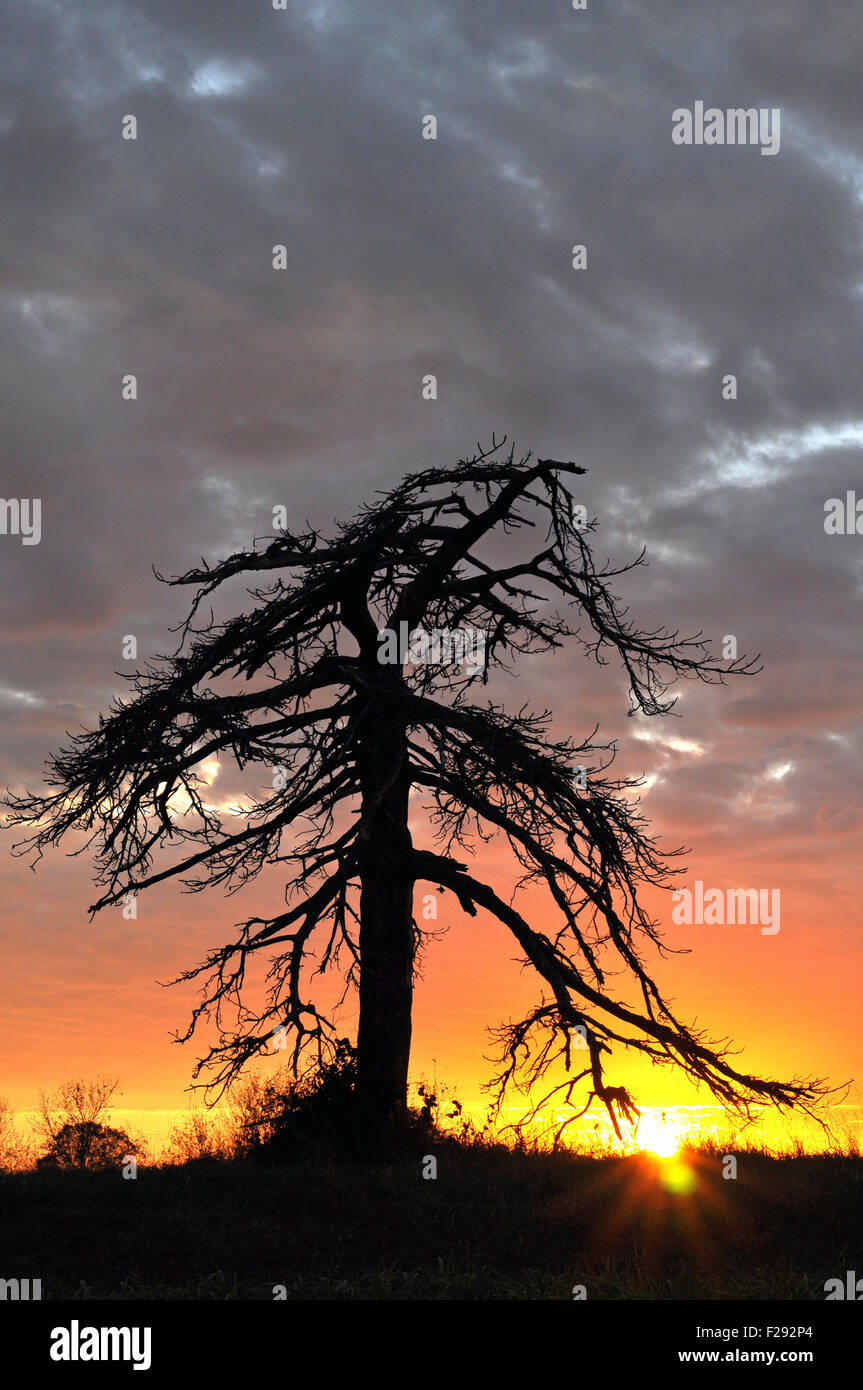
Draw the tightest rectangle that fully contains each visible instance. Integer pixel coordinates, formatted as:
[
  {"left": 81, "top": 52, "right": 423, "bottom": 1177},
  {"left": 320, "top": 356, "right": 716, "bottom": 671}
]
[{"left": 1, "top": 0, "right": 861, "bottom": 1152}]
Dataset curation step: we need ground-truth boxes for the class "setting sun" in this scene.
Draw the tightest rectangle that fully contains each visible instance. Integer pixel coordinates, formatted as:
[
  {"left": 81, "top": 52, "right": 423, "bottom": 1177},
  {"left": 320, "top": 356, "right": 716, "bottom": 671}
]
[{"left": 636, "top": 1113, "right": 682, "bottom": 1157}]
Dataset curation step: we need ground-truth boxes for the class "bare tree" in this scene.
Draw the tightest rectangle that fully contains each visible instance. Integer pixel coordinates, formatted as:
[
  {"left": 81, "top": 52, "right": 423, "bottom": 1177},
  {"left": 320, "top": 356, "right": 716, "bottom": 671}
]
[
  {"left": 0, "top": 1095, "right": 29, "bottom": 1171},
  {"left": 4, "top": 440, "right": 831, "bottom": 1152},
  {"left": 34, "top": 1076, "right": 120, "bottom": 1140},
  {"left": 33, "top": 1076, "right": 138, "bottom": 1170}
]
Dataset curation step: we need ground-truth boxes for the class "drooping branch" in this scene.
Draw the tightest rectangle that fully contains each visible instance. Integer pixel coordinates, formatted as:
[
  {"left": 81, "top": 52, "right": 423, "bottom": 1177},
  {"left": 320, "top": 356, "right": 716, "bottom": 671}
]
[
  {"left": 3, "top": 438, "right": 826, "bottom": 1139},
  {"left": 411, "top": 848, "right": 834, "bottom": 1138}
]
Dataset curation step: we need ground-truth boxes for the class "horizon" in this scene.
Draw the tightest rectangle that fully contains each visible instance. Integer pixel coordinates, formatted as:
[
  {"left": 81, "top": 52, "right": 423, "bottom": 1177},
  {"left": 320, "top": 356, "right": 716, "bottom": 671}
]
[{"left": 1, "top": 0, "right": 861, "bottom": 1210}]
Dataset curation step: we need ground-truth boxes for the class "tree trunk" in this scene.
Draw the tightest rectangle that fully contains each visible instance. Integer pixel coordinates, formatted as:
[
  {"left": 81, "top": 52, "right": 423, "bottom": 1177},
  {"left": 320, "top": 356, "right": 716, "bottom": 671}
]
[{"left": 355, "top": 696, "right": 414, "bottom": 1155}]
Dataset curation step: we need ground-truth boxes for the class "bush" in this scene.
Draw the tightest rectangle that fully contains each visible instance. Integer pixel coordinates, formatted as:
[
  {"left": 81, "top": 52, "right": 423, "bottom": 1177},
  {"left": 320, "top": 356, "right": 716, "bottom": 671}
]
[
  {"left": 34, "top": 1077, "right": 144, "bottom": 1171},
  {"left": 239, "top": 1043, "right": 480, "bottom": 1161},
  {"left": 245, "top": 1039, "right": 361, "bottom": 1162},
  {"left": 45, "top": 1120, "right": 137, "bottom": 1171},
  {"left": 164, "top": 1112, "right": 233, "bottom": 1165}
]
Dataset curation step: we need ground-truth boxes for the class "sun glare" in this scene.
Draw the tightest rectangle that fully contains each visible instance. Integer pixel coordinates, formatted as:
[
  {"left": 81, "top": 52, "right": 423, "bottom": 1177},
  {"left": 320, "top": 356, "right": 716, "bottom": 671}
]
[{"left": 636, "top": 1113, "right": 681, "bottom": 1157}]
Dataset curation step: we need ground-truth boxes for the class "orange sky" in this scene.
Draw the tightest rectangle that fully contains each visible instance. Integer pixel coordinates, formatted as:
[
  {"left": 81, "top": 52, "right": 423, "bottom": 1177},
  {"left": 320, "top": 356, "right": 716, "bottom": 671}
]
[
  {"left": 3, "top": 0, "right": 863, "bottom": 1163},
  {"left": 3, "top": 702, "right": 860, "bottom": 1154}
]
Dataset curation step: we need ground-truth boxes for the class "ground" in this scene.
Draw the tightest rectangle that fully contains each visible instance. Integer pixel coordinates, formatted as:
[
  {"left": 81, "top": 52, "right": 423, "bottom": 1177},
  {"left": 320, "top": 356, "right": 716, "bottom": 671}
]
[{"left": 2, "top": 1143, "right": 860, "bottom": 1300}]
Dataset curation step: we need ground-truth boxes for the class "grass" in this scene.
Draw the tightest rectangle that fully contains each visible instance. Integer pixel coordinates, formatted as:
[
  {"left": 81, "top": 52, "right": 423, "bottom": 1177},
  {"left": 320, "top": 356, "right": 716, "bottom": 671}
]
[{"left": 1, "top": 1138, "right": 861, "bottom": 1299}]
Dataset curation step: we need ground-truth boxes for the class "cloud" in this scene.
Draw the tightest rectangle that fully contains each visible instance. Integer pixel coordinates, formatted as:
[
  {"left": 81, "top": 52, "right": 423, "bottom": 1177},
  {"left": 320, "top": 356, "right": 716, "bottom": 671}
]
[{"left": 1, "top": 0, "right": 861, "bottom": 1111}]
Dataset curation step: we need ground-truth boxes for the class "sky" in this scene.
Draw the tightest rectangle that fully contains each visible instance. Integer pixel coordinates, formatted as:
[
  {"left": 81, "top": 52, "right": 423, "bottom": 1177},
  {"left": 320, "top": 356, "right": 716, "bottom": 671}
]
[{"left": 1, "top": 0, "right": 861, "bottom": 1151}]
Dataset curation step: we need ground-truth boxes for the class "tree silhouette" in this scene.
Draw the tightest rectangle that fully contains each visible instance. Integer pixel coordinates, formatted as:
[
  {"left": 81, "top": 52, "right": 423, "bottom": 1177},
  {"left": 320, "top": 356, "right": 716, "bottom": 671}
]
[
  {"left": 43, "top": 1121, "right": 135, "bottom": 1171},
  {"left": 5, "top": 441, "right": 830, "bottom": 1152},
  {"left": 0, "top": 1096, "right": 28, "bottom": 1172},
  {"left": 34, "top": 1077, "right": 138, "bottom": 1170}
]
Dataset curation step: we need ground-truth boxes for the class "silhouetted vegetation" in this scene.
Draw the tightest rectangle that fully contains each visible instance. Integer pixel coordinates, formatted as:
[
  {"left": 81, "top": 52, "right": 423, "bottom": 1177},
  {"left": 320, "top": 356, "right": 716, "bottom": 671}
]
[
  {"left": 1, "top": 1071, "right": 858, "bottom": 1298},
  {"left": 0, "top": 1137, "right": 860, "bottom": 1299},
  {"left": 32, "top": 1076, "right": 145, "bottom": 1171},
  {"left": 4, "top": 444, "right": 833, "bottom": 1157},
  {"left": 40, "top": 1121, "right": 135, "bottom": 1172},
  {"left": 241, "top": 1041, "right": 459, "bottom": 1162}
]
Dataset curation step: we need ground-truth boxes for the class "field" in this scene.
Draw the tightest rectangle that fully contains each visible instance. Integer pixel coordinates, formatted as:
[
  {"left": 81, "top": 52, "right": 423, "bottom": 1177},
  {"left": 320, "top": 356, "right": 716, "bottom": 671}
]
[{"left": 2, "top": 1140, "right": 861, "bottom": 1300}]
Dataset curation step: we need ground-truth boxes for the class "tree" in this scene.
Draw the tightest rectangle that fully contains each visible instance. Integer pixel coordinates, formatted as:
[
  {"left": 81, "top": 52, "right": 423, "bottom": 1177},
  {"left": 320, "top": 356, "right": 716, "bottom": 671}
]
[
  {"left": 0, "top": 1095, "right": 29, "bottom": 1172},
  {"left": 45, "top": 1120, "right": 136, "bottom": 1171},
  {"left": 34, "top": 1076, "right": 138, "bottom": 1170},
  {"left": 4, "top": 440, "right": 830, "bottom": 1153}
]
